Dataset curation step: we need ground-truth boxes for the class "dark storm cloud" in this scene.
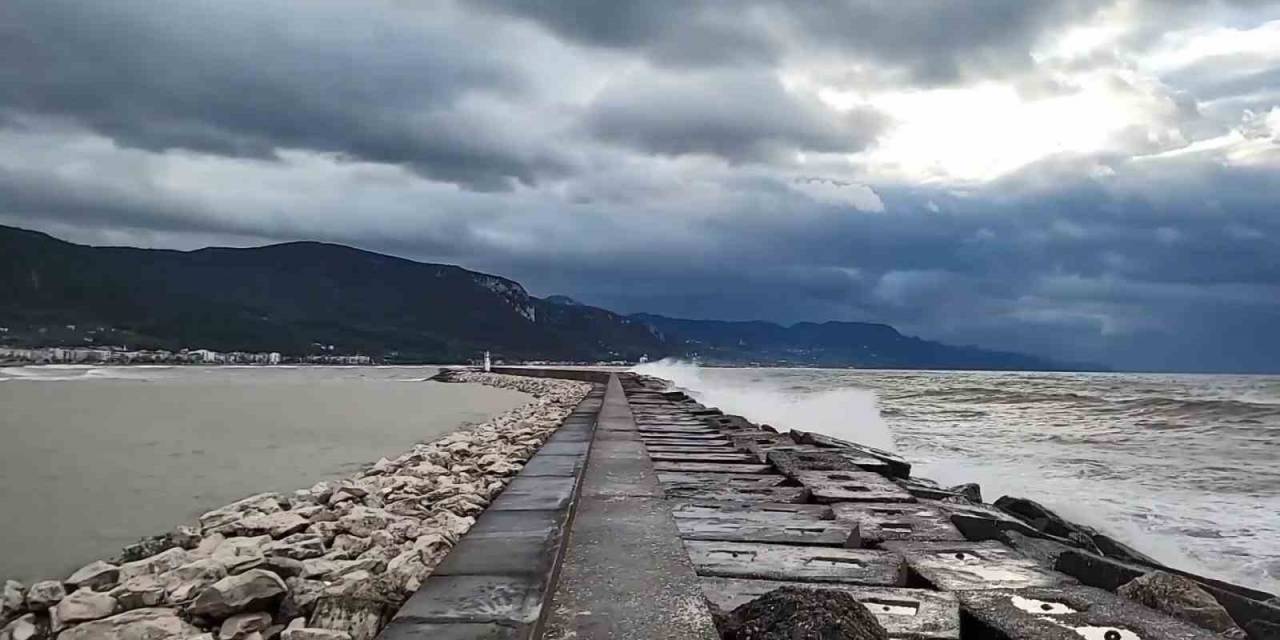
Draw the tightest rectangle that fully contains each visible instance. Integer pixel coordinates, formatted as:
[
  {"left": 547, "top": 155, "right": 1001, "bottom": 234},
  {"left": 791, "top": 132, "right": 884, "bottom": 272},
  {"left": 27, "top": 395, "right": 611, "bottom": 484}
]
[
  {"left": 1, "top": 0, "right": 1278, "bottom": 372},
  {"left": 480, "top": 0, "right": 1109, "bottom": 82},
  {"left": 584, "top": 71, "right": 885, "bottom": 161},
  {"left": 0, "top": 0, "right": 567, "bottom": 190}
]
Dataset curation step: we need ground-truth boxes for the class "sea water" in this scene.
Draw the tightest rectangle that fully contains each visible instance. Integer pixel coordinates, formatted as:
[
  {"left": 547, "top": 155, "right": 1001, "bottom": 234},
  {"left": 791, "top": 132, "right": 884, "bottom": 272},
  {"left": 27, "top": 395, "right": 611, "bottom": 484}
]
[{"left": 0, "top": 365, "right": 529, "bottom": 583}]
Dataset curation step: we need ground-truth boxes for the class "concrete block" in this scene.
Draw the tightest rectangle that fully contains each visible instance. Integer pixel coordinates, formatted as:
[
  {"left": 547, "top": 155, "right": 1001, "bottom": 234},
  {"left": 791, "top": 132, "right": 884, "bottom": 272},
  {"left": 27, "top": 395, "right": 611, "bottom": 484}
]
[
  {"left": 685, "top": 540, "right": 907, "bottom": 585},
  {"left": 833, "top": 503, "right": 966, "bottom": 544},
  {"left": 648, "top": 451, "right": 761, "bottom": 464},
  {"left": 699, "top": 577, "right": 961, "bottom": 640},
  {"left": 378, "top": 621, "right": 524, "bottom": 640},
  {"left": 392, "top": 574, "right": 544, "bottom": 625},
  {"left": 881, "top": 540, "right": 1073, "bottom": 591},
  {"left": 675, "top": 518, "right": 858, "bottom": 546},
  {"left": 641, "top": 438, "right": 732, "bottom": 448},
  {"left": 534, "top": 441, "right": 589, "bottom": 456},
  {"left": 768, "top": 449, "right": 893, "bottom": 477},
  {"left": 791, "top": 429, "right": 912, "bottom": 478},
  {"left": 653, "top": 461, "right": 775, "bottom": 474},
  {"left": 671, "top": 501, "right": 834, "bottom": 522},
  {"left": 519, "top": 454, "right": 584, "bottom": 477},
  {"left": 657, "top": 472, "right": 788, "bottom": 487},
  {"left": 956, "top": 585, "right": 1220, "bottom": 639},
  {"left": 639, "top": 432, "right": 730, "bottom": 441},
  {"left": 488, "top": 476, "right": 578, "bottom": 511},
  {"left": 644, "top": 445, "right": 738, "bottom": 453},
  {"left": 792, "top": 469, "right": 917, "bottom": 503},
  {"left": 663, "top": 484, "right": 810, "bottom": 503}
]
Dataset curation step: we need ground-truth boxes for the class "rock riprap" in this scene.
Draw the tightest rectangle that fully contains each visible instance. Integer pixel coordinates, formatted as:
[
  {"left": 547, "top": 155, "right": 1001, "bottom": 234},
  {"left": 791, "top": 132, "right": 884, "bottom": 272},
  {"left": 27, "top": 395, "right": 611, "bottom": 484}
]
[{"left": 0, "top": 372, "right": 589, "bottom": 640}]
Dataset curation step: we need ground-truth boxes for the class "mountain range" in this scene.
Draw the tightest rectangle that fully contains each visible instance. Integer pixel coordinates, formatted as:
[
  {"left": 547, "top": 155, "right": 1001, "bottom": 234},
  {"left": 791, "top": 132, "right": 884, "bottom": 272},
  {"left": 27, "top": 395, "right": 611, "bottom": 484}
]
[{"left": 0, "top": 224, "right": 1077, "bottom": 369}]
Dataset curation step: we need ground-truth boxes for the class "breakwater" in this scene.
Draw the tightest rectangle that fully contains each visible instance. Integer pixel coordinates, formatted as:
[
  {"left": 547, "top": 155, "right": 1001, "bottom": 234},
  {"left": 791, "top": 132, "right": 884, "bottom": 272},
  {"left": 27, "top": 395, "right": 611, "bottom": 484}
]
[
  {"left": 381, "top": 368, "right": 1279, "bottom": 640},
  {"left": 0, "top": 372, "right": 590, "bottom": 640}
]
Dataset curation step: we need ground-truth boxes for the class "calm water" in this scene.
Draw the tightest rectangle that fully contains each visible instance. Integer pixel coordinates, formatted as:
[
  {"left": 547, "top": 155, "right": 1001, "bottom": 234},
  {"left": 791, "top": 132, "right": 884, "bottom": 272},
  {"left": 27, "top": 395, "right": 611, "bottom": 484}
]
[
  {"left": 633, "top": 362, "right": 1280, "bottom": 595},
  {"left": 0, "top": 365, "right": 530, "bottom": 584}
]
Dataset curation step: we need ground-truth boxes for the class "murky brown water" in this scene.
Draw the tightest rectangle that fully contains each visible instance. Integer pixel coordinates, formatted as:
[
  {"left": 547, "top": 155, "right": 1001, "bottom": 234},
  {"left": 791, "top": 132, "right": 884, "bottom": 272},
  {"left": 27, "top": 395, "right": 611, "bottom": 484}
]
[{"left": 0, "top": 365, "right": 529, "bottom": 584}]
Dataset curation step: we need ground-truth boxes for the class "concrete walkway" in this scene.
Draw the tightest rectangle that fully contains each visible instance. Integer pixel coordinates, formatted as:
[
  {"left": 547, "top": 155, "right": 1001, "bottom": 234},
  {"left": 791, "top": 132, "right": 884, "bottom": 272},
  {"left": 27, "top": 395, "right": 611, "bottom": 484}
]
[{"left": 542, "top": 375, "right": 719, "bottom": 639}]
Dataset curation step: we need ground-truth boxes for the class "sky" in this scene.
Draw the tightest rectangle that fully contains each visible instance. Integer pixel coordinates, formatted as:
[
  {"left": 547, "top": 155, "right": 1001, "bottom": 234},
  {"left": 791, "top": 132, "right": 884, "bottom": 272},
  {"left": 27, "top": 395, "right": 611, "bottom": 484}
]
[{"left": 1, "top": 1, "right": 1278, "bottom": 372}]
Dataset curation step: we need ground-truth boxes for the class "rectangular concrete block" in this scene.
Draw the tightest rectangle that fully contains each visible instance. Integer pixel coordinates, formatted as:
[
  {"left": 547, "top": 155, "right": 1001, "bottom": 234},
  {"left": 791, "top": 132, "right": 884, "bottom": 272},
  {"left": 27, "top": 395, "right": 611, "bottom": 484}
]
[
  {"left": 653, "top": 461, "right": 775, "bottom": 474},
  {"left": 675, "top": 518, "right": 858, "bottom": 546},
  {"left": 767, "top": 449, "right": 893, "bottom": 477},
  {"left": 657, "top": 472, "right": 787, "bottom": 487},
  {"left": 881, "top": 540, "right": 1073, "bottom": 591},
  {"left": 648, "top": 451, "right": 761, "bottom": 464},
  {"left": 671, "top": 501, "right": 834, "bottom": 522},
  {"left": 639, "top": 432, "right": 730, "bottom": 441},
  {"left": 833, "top": 503, "right": 966, "bottom": 544},
  {"left": 642, "top": 439, "right": 733, "bottom": 448},
  {"left": 699, "top": 577, "right": 961, "bottom": 640},
  {"left": 535, "top": 441, "right": 589, "bottom": 456},
  {"left": 392, "top": 574, "right": 545, "bottom": 625},
  {"left": 956, "top": 585, "right": 1220, "bottom": 639},
  {"left": 685, "top": 540, "right": 907, "bottom": 585},
  {"left": 378, "top": 620, "right": 524, "bottom": 640},
  {"left": 662, "top": 484, "right": 810, "bottom": 503},
  {"left": 791, "top": 429, "right": 913, "bottom": 478},
  {"left": 519, "top": 454, "right": 585, "bottom": 477},
  {"left": 488, "top": 476, "right": 578, "bottom": 511},
  {"left": 792, "top": 469, "right": 917, "bottom": 503},
  {"left": 644, "top": 445, "right": 739, "bottom": 453}
]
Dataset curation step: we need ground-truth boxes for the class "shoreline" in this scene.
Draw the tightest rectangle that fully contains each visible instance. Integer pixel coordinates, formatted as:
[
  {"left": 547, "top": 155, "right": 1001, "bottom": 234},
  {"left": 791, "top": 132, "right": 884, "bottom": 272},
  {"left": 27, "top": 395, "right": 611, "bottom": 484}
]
[{"left": 0, "top": 371, "right": 591, "bottom": 640}]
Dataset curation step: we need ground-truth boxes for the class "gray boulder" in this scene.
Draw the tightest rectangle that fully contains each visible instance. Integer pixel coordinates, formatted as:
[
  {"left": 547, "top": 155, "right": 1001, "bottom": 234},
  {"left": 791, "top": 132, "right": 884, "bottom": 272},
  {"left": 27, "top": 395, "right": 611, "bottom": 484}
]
[
  {"left": 109, "top": 576, "right": 166, "bottom": 610},
  {"left": 165, "top": 558, "right": 229, "bottom": 603},
  {"left": 0, "top": 613, "right": 45, "bottom": 640},
  {"left": 25, "top": 582, "right": 65, "bottom": 612},
  {"left": 189, "top": 570, "right": 288, "bottom": 619},
  {"left": 66, "top": 560, "right": 121, "bottom": 592},
  {"left": 1, "top": 581, "right": 25, "bottom": 620},
  {"left": 263, "top": 535, "right": 325, "bottom": 561},
  {"left": 281, "top": 629, "right": 351, "bottom": 640},
  {"left": 233, "top": 513, "right": 310, "bottom": 540},
  {"left": 1118, "top": 571, "right": 1247, "bottom": 637},
  {"left": 200, "top": 493, "right": 286, "bottom": 533},
  {"left": 718, "top": 587, "right": 889, "bottom": 640},
  {"left": 118, "top": 548, "right": 193, "bottom": 583},
  {"left": 51, "top": 589, "right": 118, "bottom": 631},
  {"left": 218, "top": 612, "right": 272, "bottom": 640},
  {"left": 58, "top": 607, "right": 202, "bottom": 640}
]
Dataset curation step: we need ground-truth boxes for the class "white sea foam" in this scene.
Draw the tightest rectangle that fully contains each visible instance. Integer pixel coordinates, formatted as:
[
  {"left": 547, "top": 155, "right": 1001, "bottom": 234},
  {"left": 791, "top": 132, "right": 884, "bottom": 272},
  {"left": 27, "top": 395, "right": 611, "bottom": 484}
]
[{"left": 631, "top": 359, "right": 897, "bottom": 451}]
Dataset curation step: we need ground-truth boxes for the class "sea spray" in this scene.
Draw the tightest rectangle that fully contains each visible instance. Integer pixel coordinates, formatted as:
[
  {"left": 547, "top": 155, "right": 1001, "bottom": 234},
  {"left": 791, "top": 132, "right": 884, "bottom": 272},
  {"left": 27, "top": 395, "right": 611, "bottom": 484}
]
[{"left": 630, "top": 358, "right": 898, "bottom": 452}]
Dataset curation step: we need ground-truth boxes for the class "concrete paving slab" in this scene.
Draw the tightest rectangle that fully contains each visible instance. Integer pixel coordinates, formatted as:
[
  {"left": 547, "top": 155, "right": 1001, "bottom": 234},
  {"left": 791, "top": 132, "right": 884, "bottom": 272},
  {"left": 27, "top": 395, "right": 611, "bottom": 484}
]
[
  {"left": 648, "top": 451, "right": 760, "bottom": 464},
  {"left": 685, "top": 540, "right": 907, "bottom": 585},
  {"left": 642, "top": 439, "right": 733, "bottom": 448},
  {"left": 675, "top": 517, "right": 858, "bottom": 546},
  {"left": 519, "top": 454, "right": 584, "bottom": 477},
  {"left": 535, "top": 441, "right": 590, "bottom": 456},
  {"left": 699, "top": 577, "right": 961, "bottom": 640},
  {"left": 671, "top": 501, "right": 834, "bottom": 521},
  {"left": 663, "top": 484, "right": 810, "bottom": 503},
  {"left": 378, "top": 621, "right": 523, "bottom": 640},
  {"left": 653, "top": 461, "right": 775, "bottom": 474},
  {"left": 644, "top": 445, "right": 738, "bottom": 453},
  {"left": 488, "top": 476, "right": 578, "bottom": 511},
  {"left": 881, "top": 541, "right": 1073, "bottom": 591},
  {"left": 955, "top": 585, "right": 1219, "bottom": 640},
  {"left": 833, "top": 503, "right": 966, "bottom": 544},
  {"left": 639, "top": 432, "right": 729, "bottom": 441},
  {"left": 433, "top": 521, "right": 563, "bottom": 577},
  {"left": 392, "top": 574, "right": 545, "bottom": 625},
  {"left": 657, "top": 472, "right": 788, "bottom": 487},
  {"left": 793, "top": 469, "right": 917, "bottom": 503}
]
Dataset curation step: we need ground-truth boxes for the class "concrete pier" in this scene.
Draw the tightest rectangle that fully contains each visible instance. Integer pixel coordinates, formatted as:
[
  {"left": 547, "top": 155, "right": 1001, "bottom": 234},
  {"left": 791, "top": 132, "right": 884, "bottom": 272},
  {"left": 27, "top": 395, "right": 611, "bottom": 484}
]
[{"left": 378, "top": 368, "right": 1280, "bottom": 640}]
